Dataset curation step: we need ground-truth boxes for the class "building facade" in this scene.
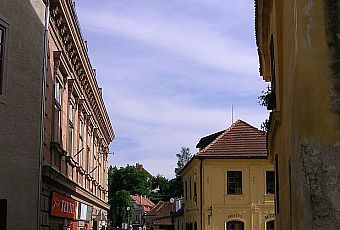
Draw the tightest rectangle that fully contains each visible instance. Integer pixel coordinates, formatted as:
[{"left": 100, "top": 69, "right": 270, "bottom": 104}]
[
  {"left": 255, "top": 0, "right": 339, "bottom": 229},
  {"left": 130, "top": 194, "right": 155, "bottom": 229},
  {"left": 0, "top": 1, "right": 46, "bottom": 229},
  {"left": 174, "top": 120, "right": 274, "bottom": 230},
  {"left": 0, "top": 1, "right": 114, "bottom": 229}
]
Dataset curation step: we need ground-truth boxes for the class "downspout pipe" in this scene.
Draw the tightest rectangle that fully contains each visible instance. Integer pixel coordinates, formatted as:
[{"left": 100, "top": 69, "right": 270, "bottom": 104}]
[
  {"left": 38, "top": 0, "right": 50, "bottom": 228},
  {"left": 200, "top": 158, "right": 203, "bottom": 230}
]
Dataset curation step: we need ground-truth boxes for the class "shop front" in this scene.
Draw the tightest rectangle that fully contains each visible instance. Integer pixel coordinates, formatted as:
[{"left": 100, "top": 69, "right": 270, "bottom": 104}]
[
  {"left": 50, "top": 191, "right": 78, "bottom": 230},
  {"left": 50, "top": 191, "right": 95, "bottom": 230}
]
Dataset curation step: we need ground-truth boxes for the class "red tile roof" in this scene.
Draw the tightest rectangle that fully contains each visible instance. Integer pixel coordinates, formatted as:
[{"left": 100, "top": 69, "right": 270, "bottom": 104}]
[
  {"left": 197, "top": 120, "right": 267, "bottom": 157},
  {"left": 146, "top": 201, "right": 175, "bottom": 226},
  {"left": 130, "top": 195, "right": 155, "bottom": 212}
]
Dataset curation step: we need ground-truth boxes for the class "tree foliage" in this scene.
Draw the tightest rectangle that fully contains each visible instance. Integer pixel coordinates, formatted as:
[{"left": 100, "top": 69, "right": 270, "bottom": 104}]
[
  {"left": 150, "top": 174, "right": 170, "bottom": 203},
  {"left": 108, "top": 165, "right": 151, "bottom": 226},
  {"left": 108, "top": 150, "right": 189, "bottom": 227},
  {"left": 175, "top": 147, "right": 192, "bottom": 176},
  {"left": 258, "top": 88, "right": 271, "bottom": 132},
  {"left": 109, "top": 165, "right": 151, "bottom": 197},
  {"left": 108, "top": 190, "right": 134, "bottom": 227}
]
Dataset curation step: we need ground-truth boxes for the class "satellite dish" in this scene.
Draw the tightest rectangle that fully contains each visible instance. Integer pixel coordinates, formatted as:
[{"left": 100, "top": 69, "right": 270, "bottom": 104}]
[{"left": 170, "top": 198, "right": 175, "bottom": 203}]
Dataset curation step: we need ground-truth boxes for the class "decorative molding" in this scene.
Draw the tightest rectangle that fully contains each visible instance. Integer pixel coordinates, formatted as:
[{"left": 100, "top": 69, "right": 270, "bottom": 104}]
[
  {"left": 53, "top": 51, "right": 62, "bottom": 75},
  {"left": 67, "top": 79, "right": 75, "bottom": 99},
  {"left": 50, "top": 1, "right": 114, "bottom": 143}
]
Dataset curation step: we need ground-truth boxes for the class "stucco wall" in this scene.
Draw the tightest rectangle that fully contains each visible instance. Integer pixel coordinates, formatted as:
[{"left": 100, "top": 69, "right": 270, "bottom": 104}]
[
  {"left": 268, "top": 0, "right": 340, "bottom": 229},
  {"left": 178, "top": 158, "right": 274, "bottom": 230},
  {"left": 0, "top": 0, "right": 45, "bottom": 229}
]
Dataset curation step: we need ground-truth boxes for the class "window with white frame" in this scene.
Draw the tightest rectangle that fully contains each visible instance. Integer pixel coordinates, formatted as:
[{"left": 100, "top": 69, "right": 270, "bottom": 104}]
[
  {"left": 93, "top": 141, "right": 97, "bottom": 179},
  {"left": 86, "top": 129, "right": 91, "bottom": 172},
  {"left": 226, "top": 221, "right": 244, "bottom": 230},
  {"left": 266, "top": 220, "right": 274, "bottom": 230},
  {"left": 78, "top": 119, "right": 84, "bottom": 166},
  {"left": 227, "top": 171, "right": 242, "bottom": 195},
  {"left": 68, "top": 103, "right": 75, "bottom": 156},
  {"left": 53, "top": 81, "right": 62, "bottom": 142},
  {"left": 98, "top": 155, "right": 101, "bottom": 185}
]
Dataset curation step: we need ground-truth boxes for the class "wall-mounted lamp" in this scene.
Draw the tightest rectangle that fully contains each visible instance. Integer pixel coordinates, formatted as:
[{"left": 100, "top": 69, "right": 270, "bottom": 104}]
[{"left": 208, "top": 205, "right": 213, "bottom": 216}]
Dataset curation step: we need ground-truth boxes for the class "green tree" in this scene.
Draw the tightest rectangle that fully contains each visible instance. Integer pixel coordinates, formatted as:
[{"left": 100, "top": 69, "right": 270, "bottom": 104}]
[
  {"left": 108, "top": 190, "right": 134, "bottom": 227},
  {"left": 175, "top": 147, "right": 192, "bottom": 176},
  {"left": 108, "top": 165, "right": 151, "bottom": 226},
  {"left": 167, "top": 176, "right": 183, "bottom": 199},
  {"left": 109, "top": 165, "right": 151, "bottom": 197},
  {"left": 150, "top": 174, "right": 170, "bottom": 203}
]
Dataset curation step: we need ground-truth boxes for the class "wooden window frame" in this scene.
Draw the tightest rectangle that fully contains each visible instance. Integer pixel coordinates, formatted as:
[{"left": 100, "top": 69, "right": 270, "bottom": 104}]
[{"left": 227, "top": 171, "right": 242, "bottom": 195}]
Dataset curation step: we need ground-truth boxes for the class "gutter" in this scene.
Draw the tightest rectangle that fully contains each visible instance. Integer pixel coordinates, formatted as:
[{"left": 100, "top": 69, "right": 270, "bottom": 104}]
[
  {"left": 200, "top": 158, "right": 203, "bottom": 230},
  {"left": 38, "top": 0, "right": 50, "bottom": 228}
]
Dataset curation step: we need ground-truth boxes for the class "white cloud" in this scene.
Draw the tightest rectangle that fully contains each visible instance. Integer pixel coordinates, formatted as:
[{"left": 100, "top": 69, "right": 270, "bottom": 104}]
[
  {"left": 106, "top": 91, "right": 268, "bottom": 178},
  {"left": 76, "top": 1, "right": 268, "bottom": 178},
  {"left": 79, "top": 7, "right": 258, "bottom": 77}
]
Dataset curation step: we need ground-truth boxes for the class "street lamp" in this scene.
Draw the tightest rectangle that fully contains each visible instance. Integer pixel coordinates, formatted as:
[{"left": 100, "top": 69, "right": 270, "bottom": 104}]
[{"left": 126, "top": 206, "right": 131, "bottom": 230}]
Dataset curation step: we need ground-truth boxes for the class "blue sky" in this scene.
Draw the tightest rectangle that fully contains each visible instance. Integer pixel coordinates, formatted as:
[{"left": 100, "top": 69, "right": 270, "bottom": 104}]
[{"left": 76, "top": 0, "right": 268, "bottom": 178}]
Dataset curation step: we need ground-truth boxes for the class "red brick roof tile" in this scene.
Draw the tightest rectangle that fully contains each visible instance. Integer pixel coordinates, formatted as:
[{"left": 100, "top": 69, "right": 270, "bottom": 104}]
[
  {"left": 130, "top": 195, "right": 155, "bottom": 212},
  {"left": 146, "top": 201, "right": 175, "bottom": 226},
  {"left": 197, "top": 120, "right": 267, "bottom": 157}
]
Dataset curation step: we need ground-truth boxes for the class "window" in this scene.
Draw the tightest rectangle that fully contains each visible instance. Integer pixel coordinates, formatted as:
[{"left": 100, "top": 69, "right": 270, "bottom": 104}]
[
  {"left": 227, "top": 171, "right": 242, "bottom": 195},
  {"left": 226, "top": 221, "right": 244, "bottom": 230},
  {"left": 266, "top": 220, "right": 274, "bottom": 230},
  {"left": 189, "top": 177, "right": 192, "bottom": 199},
  {"left": 78, "top": 119, "right": 83, "bottom": 166},
  {"left": 268, "top": 34, "right": 277, "bottom": 110},
  {"left": 53, "top": 81, "right": 62, "bottom": 142},
  {"left": 68, "top": 103, "right": 75, "bottom": 156},
  {"left": 266, "top": 171, "right": 275, "bottom": 194},
  {"left": 0, "top": 199, "right": 7, "bottom": 229},
  {"left": 193, "top": 174, "right": 197, "bottom": 203},
  {"left": 86, "top": 130, "right": 91, "bottom": 172},
  {"left": 275, "top": 154, "right": 280, "bottom": 214},
  {"left": 185, "top": 180, "right": 188, "bottom": 201},
  {"left": 93, "top": 142, "right": 97, "bottom": 179},
  {"left": 98, "top": 155, "right": 101, "bottom": 184},
  {"left": 0, "top": 26, "right": 5, "bottom": 95}
]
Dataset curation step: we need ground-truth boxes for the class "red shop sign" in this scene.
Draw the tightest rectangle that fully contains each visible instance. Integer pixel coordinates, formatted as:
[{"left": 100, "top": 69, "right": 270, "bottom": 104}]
[{"left": 51, "top": 192, "right": 77, "bottom": 219}]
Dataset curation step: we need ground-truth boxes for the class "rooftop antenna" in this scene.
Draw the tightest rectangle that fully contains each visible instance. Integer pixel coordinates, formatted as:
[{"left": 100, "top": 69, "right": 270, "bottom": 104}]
[{"left": 231, "top": 105, "right": 234, "bottom": 125}]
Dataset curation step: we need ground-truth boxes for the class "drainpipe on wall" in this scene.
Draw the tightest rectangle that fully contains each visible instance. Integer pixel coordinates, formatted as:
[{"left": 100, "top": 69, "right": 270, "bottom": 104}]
[
  {"left": 38, "top": 0, "right": 50, "bottom": 228},
  {"left": 200, "top": 158, "right": 203, "bottom": 230}
]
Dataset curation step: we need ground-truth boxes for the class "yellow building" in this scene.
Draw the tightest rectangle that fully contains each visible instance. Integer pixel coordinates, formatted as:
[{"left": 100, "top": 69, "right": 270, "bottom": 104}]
[
  {"left": 255, "top": 1, "right": 339, "bottom": 229},
  {"left": 174, "top": 120, "right": 274, "bottom": 230}
]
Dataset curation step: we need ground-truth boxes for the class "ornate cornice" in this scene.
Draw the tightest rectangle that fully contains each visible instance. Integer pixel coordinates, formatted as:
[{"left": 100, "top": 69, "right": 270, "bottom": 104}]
[
  {"left": 255, "top": 0, "right": 273, "bottom": 81},
  {"left": 49, "top": 0, "right": 115, "bottom": 144}
]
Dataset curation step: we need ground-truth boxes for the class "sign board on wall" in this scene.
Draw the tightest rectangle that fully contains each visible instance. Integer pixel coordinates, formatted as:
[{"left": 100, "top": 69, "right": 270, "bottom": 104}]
[{"left": 51, "top": 192, "right": 77, "bottom": 219}]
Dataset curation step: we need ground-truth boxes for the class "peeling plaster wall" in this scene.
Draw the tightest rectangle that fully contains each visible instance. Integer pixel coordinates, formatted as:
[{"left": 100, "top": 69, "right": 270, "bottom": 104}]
[
  {"left": 267, "top": 0, "right": 340, "bottom": 229},
  {"left": 298, "top": 141, "right": 339, "bottom": 229}
]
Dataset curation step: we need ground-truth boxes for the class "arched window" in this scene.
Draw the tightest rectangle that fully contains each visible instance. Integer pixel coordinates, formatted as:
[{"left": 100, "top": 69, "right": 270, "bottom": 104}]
[
  {"left": 226, "top": 221, "right": 244, "bottom": 230},
  {"left": 266, "top": 220, "right": 274, "bottom": 230},
  {"left": 194, "top": 222, "right": 197, "bottom": 230}
]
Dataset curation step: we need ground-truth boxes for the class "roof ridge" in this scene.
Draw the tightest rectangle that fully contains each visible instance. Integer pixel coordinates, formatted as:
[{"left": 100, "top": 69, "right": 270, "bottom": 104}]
[
  {"left": 200, "top": 120, "right": 242, "bottom": 153},
  {"left": 198, "top": 119, "right": 266, "bottom": 156},
  {"left": 236, "top": 119, "right": 265, "bottom": 134}
]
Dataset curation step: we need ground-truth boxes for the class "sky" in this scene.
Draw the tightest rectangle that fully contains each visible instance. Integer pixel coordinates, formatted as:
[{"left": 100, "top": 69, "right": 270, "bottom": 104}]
[{"left": 76, "top": 0, "right": 269, "bottom": 179}]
